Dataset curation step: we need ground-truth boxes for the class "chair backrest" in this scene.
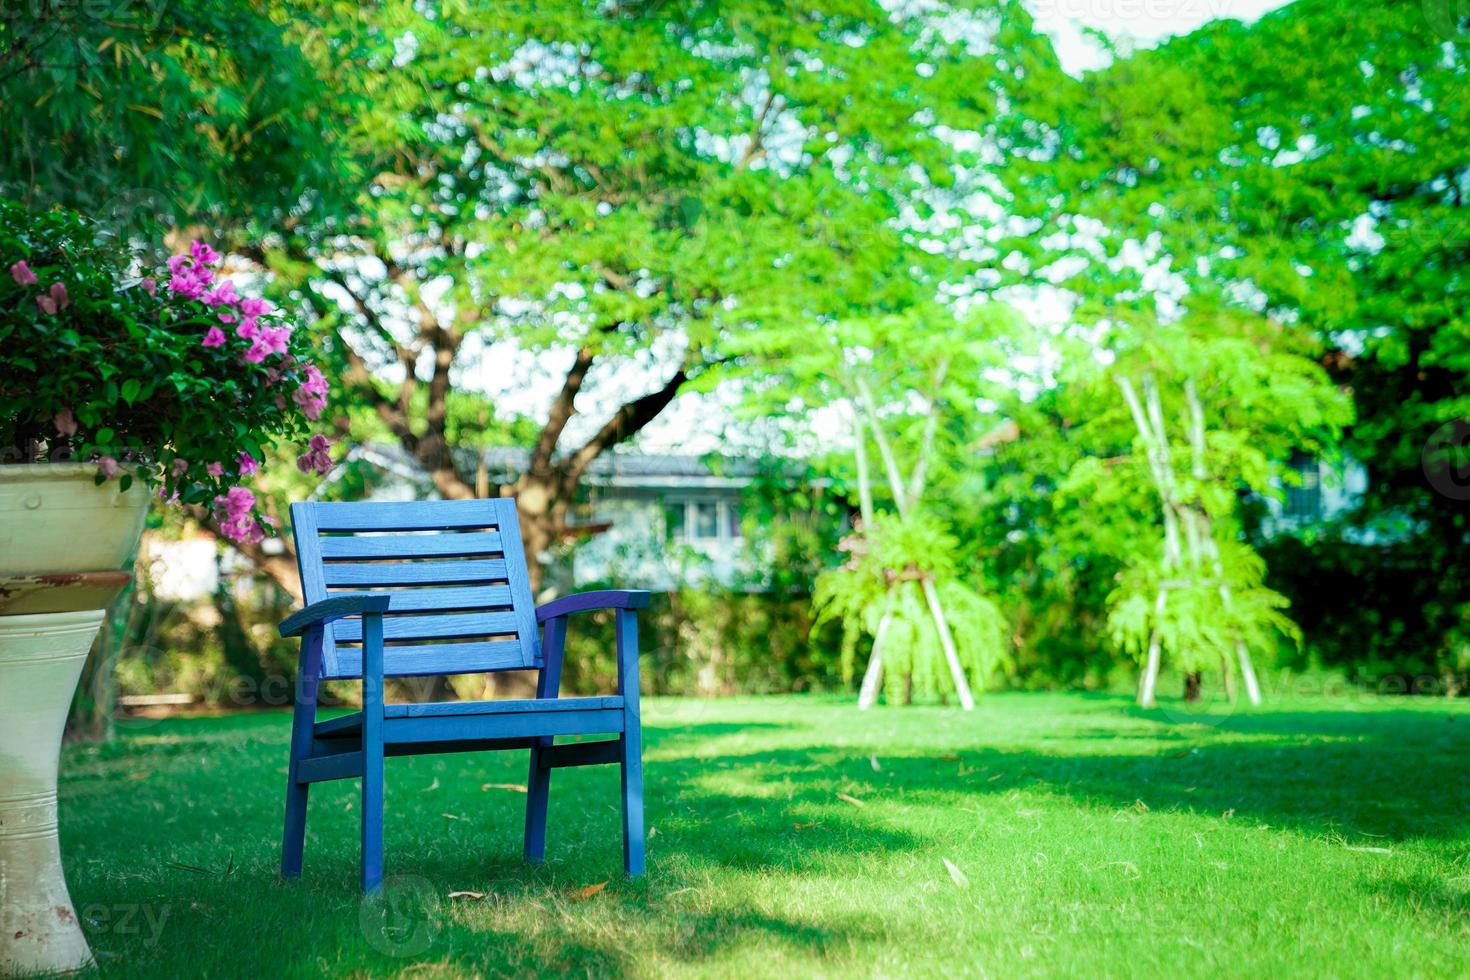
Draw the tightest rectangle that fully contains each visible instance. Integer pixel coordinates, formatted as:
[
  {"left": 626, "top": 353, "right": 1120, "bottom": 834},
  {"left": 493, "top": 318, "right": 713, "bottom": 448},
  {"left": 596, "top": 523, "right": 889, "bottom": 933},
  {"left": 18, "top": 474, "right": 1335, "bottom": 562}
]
[{"left": 290, "top": 498, "right": 541, "bottom": 680}]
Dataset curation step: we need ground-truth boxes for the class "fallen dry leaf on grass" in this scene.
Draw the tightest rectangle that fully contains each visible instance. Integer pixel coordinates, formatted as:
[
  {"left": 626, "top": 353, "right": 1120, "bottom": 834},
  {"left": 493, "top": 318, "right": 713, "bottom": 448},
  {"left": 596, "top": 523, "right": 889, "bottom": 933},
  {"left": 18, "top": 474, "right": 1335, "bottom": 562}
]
[
  {"left": 567, "top": 881, "right": 608, "bottom": 901},
  {"left": 836, "top": 793, "right": 866, "bottom": 808},
  {"left": 448, "top": 891, "right": 486, "bottom": 900},
  {"left": 1346, "top": 846, "right": 1392, "bottom": 855},
  {"left": 482, "top": 782, "right": 528, "bottom": 793},
  {"left": 870, "top": 755, "right": 882, "bottom": 772},
  {"left": 423, "top": 777, "right": 440, "bottom": 793},
  {"left": 793, "top": 822, "right": 819, "bottom": 830},
  {"left": 943, "top": 858, "right": 970, "bottom": 888},
  {"left": 937, "top": 755, "right": 960, "bottom": 762},
  {"left": 441, "top": 812, "right": 463, "bottom": 820}
]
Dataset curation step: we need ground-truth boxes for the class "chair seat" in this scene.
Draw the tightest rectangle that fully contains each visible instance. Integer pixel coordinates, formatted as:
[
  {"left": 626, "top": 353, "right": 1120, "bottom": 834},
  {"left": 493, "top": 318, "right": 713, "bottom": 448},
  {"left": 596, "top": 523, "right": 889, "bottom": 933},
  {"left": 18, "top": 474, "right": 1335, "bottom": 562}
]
[{"left": 315, "top": 696, "right": 626, "bottom": 744}]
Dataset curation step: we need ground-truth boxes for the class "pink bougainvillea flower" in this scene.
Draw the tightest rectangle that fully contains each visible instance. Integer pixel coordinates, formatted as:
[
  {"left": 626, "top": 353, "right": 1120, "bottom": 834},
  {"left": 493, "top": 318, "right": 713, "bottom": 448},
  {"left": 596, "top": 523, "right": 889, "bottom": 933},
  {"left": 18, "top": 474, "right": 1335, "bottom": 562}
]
[
  {"left": 9, "top": 260, "right": 36, "bottom": 285},
  {"left": 243, "top": 336, "right": 271, "bottom": 363},
  {"left": 97, "top": 456, "right": 119, "bottom": 479},
  {"left": 235, "top": 317, "right": 259, "bottom": 340},
  {"left": 203, "top": 280, "right": 237, "bottom": 307},
  {"left": 220, "top": 485, "right": 255, "bottom": 518},
  {"left": 53, "top": 407, "right": 77, "bottom": 437},
  {"left": 239, "top": 297, "right": 271, "bottom": 317},
  {"left": 296, "top": 433, "right": 334, "bottom": 476},
  {"left": 169, "top": 272, "right": 205, "bottom": 300},
  {"left": 212, "top": 485, "right": 262, "bottom": 544},
  {"left": 36, "top": 294, "right": 56, "bottom": 315},
  {"left": 206, "top": 462, "right": 224, "bottom": 478},
  {"left": 260, "top": 326, "right": 291, "bottom": 356},
  {"left": 237, "top": 451, "right": 259, "bottom": 477},
  {"left": 171, "top": 458, "right": 189, "bottom": 479},
  {"left": 141, "top": 277, "right": 157, "bottom": 297},
  {"left": 292, "top": 363, "right": 330, "bottom": 420},
  {"left": 48, "top": 282, "right": 70, "bottom": 310},
  {"left": 190, "top": 241, "right": 221, "bottom": 266},
  {"left": 201, "top": 326, "right": 227, "bottom": 348}
]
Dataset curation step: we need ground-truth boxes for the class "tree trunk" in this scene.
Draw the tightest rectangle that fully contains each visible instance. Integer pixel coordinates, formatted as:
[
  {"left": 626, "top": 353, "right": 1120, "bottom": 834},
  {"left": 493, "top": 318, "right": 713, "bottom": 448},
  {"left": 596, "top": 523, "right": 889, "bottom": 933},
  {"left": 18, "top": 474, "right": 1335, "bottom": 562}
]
[
  {"left": 921, "top": 577, "right": 975, "bottom": 710},
  {"left": 1236, "top": 642, "right": 1262, "bottom": 705},
  {"left": 851, "top": 407, "right": 876, "bottom": 528},
  {"left": 1139, "top": 586, "right": 1168, "bottom": 708},
  {"left": 1184, "top": 671, "right": 1202, "bottom": 702},
  {"left": 858, "top": 609, "right": 892, "bottom": 710},
  {"left": 507, "top": 474, "right": 563, "bottom": 598}
]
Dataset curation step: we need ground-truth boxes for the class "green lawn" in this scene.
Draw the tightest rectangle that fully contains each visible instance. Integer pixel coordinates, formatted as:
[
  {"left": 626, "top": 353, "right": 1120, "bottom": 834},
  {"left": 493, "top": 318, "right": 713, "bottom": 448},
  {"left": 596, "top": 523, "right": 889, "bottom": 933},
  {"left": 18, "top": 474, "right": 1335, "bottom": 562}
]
[{"left": 59, "top": 693, "right": 1470, "bottom": 977}]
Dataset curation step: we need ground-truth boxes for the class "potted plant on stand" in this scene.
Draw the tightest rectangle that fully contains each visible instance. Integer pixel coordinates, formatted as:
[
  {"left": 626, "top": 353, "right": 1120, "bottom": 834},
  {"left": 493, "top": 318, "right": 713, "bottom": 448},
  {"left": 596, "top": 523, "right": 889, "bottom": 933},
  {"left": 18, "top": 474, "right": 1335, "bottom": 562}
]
[{"left": 0, "top": 200, "right": 333, "bottom": 974}]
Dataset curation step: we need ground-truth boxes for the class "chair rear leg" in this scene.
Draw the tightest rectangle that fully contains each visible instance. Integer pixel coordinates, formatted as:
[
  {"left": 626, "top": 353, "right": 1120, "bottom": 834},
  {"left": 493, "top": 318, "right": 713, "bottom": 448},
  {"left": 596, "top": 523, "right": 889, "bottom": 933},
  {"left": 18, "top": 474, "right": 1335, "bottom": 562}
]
[
  {"left": 620, "top": 731, "right": 645, "bottom": 877},
  {"left": 282, "top": 777, "right": 309, "bottom": 879},
  {"left": 523, "top": 743, "right": 552, "bottom": 864}
]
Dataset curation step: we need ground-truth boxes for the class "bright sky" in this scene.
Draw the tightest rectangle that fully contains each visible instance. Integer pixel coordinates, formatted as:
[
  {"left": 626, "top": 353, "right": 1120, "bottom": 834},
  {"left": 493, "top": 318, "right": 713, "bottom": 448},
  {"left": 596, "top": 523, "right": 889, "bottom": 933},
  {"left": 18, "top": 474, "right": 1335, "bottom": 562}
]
[{"left": 1029, "top": 0, "right": 1297, "bottom": 74}]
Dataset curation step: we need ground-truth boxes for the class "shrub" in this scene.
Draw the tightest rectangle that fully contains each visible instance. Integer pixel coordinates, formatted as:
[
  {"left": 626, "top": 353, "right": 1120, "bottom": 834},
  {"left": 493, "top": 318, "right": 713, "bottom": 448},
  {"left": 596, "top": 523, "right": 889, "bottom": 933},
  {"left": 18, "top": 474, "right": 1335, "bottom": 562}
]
[{"left": 0, "top": 199, "right": 330, "bottom": 542}]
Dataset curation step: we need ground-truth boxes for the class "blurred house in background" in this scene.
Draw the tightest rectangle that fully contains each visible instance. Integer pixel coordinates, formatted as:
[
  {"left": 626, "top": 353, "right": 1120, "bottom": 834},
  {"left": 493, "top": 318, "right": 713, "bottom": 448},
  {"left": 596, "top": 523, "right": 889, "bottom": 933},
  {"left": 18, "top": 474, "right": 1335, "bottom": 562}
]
[
  {"left": 146, "top": 445, "right": 802, "bottom": 601},
  {"left": 324, "top": 445, "right": 784, "bottom": 593}
]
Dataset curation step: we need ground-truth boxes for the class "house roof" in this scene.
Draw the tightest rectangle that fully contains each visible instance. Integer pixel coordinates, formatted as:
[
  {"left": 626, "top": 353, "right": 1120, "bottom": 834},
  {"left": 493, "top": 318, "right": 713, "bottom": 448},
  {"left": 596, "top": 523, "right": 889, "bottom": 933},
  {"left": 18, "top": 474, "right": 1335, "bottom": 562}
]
[
  {"left": 338, "top": 443, "right": 773, "bottom": 494},
  {"left": 480, "top": 447, "right": 761, "bottom": 490}
]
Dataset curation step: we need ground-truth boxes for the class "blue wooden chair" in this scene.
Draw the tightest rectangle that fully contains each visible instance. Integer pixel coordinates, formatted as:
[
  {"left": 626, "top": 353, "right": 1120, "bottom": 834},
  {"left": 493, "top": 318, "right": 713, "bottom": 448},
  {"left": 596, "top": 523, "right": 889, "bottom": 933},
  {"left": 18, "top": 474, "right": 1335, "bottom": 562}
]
[{"left": 276, "top": 498, "right": 649, "bottom": 893}]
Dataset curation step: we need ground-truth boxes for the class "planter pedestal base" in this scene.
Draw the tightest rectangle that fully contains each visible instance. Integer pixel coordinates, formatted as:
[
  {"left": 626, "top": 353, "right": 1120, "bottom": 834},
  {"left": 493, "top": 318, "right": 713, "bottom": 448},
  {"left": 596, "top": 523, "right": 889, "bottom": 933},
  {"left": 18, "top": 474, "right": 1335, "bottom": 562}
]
[{"left": 0, "top": 610, "right": 106, "bottom": 976}]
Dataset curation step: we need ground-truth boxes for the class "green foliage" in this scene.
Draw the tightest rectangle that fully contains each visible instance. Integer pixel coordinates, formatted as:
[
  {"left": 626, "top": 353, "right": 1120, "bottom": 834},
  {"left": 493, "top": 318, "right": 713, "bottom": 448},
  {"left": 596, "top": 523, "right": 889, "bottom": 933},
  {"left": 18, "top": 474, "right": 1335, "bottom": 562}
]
[
  {"left": 0, "top": 0, "right": 352, "bottom": 233},
  {"left": 1106, "top": 541, "right": 1299, "bottom": 673},
  {"left": 1054, "top": 0, "right": 1470, "bottom": 684},
  {"left": 814, "top": 514, "right": 1008, "bottom": 699}
]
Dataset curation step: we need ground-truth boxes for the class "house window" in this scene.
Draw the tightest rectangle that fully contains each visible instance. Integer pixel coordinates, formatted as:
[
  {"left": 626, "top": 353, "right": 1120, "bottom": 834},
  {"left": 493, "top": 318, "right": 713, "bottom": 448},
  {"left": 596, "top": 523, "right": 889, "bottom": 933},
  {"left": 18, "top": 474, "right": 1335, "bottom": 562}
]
[
  {"left": 665, "top": 499, "right": 742, "bottom": 544},
  {"left": 692, "top": 501, "right": 720, "bottom": 541},
  {"left": 663, "top": 502, "right": 685, "bottom": 540},
  {"left": 1285, "top": 453, "right": 1322, "bottom": 522}
]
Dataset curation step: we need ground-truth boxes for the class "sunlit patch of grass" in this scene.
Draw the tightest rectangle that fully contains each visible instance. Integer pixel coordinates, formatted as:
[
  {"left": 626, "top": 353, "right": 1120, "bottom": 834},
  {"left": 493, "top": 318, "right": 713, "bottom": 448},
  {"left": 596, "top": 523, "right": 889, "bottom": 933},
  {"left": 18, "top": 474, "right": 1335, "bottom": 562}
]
[{"left": 59, "top": 692, "right": 1470, "bottom": 977}]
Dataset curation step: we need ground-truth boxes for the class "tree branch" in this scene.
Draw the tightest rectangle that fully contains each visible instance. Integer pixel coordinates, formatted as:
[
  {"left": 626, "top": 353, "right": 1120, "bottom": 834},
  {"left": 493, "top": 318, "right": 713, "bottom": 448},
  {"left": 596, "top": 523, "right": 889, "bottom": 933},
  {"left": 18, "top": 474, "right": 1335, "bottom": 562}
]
[
  {"left": 531, "top": 346, "right": 597, "bottom": 474},
  {"left": 561, "top": 360, "right": 691, "bottom": 493}
]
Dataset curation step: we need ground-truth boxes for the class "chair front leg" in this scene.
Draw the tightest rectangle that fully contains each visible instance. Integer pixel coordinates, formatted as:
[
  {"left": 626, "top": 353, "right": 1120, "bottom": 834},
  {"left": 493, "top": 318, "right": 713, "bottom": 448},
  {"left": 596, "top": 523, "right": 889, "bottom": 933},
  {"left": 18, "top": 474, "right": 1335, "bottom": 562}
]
[
  {"left": 616, "top": 608, "right": 646, "bottom": 877},
  {"left": 360, "top": 613, "right": 386, "bottom": 894},
  {"left": 282, "top": 629, "right": 323, "bottom": 879},
  {"left": 524, "top": 615, "right": 567, "bottom": 865}
]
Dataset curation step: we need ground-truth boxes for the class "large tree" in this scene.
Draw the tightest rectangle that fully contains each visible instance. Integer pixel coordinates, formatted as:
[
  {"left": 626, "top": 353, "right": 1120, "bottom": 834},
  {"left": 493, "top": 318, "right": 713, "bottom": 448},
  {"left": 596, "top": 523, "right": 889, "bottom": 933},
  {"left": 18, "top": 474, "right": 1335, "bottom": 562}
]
[{"left": 238, "top": 0, "right": 1066, "bottom": 592}]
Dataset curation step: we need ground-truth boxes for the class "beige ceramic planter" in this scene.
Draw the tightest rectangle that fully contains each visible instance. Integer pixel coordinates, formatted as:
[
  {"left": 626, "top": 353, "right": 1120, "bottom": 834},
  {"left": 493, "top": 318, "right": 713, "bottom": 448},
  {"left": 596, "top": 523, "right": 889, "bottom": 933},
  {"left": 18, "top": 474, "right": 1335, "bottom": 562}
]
[{"left": 0, "top": 464, "right": 150, "bottom": 975}]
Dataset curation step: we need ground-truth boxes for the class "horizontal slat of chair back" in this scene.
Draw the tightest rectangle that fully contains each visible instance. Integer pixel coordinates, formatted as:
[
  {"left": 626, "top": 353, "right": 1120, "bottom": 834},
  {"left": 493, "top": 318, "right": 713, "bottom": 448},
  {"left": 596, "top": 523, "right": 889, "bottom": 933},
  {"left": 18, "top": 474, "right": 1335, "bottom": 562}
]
[
  {"left": 331, "top": 642, "right": 527, "bottom": 678},
  {"left": 308, "top": 500, "right": 502, "bottom": 532},
  {"left": 322, "top": 559, "right": 509, "bottom": 588},
  {"left": 330, "top": 611, "right": 519, "bottom": 643},
  {"left": 318, "top": 530, "right": 504, "bottom": 560},
  {"left": 290, "top": 499, "right": 541, "bottom": 679}
]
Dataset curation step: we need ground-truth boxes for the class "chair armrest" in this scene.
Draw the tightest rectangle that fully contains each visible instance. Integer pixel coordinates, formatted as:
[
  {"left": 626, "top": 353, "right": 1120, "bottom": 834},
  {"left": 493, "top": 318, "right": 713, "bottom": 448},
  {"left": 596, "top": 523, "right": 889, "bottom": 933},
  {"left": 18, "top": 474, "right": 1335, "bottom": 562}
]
[
  {"left": 279, "top": 593, "right": 392, "bottom": 638},
  {"left": 535, "top": 589, "right": 651, "bottom": 623}
]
